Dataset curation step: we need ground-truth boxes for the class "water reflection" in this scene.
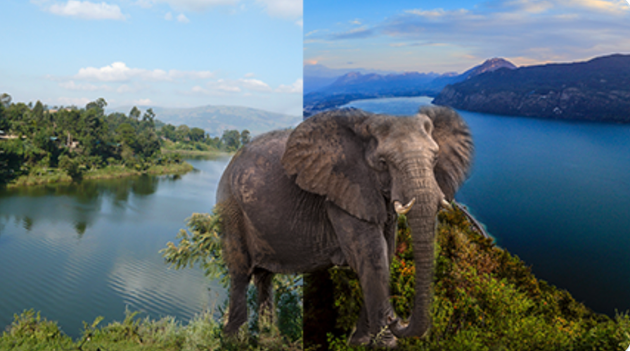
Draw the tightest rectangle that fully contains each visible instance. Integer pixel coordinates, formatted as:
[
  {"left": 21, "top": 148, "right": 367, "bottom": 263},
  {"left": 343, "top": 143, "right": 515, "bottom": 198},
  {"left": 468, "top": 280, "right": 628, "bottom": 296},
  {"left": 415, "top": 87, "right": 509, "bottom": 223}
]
[
  {"left": 0, "top": 157, "right": 232, "bottom": 339},
  {"left": 0, "top": 175, "right": 163, "bottom": 237}
]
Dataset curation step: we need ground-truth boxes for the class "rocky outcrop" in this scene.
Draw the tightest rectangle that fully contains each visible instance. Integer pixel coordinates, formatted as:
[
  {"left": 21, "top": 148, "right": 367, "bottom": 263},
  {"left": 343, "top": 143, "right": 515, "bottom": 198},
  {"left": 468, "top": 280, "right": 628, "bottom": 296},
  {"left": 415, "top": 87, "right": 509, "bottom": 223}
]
[{"left": 434, "top": 54, "right": 630, "bottom": 123}]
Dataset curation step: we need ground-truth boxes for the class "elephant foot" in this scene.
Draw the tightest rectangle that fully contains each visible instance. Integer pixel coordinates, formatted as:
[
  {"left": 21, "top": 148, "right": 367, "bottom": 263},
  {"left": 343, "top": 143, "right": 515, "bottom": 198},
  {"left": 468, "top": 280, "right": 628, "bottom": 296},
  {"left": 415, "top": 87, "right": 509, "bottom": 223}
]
[
  {"left": 348, "top": 330, "right": 371, "bottom": 347},
  {"left": 370, "top": 327, "right": 397, "bottom": 349}
]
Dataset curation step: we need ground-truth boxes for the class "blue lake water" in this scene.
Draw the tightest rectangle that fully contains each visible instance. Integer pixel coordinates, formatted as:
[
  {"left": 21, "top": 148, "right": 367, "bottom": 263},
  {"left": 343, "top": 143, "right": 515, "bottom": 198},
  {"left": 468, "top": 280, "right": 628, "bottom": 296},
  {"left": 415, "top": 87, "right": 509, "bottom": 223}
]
[
  {"left": 344, "top": 96, "right": 630, "bottom": 316},
  {"left": 0, "top": 157, "right": 231, "bottom": 338}
]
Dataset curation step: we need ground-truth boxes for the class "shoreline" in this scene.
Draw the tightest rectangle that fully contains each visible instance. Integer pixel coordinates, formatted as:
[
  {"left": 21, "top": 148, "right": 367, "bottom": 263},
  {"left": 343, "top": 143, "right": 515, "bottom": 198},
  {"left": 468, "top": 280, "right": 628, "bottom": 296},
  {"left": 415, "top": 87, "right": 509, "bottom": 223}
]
[
  {"left": 5, "top": 162, "right": 194, "bottom": 188},
  {"left": 160, "top": 148, "right": 232, "bottom": 157}
]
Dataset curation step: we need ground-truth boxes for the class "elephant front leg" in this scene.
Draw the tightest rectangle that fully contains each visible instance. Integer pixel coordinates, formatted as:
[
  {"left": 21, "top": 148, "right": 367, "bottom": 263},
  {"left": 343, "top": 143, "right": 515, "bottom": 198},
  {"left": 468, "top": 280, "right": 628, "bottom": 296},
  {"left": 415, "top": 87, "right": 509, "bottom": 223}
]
[
  {"left": 348, "top": 304, "right": 370, "bottom": 346},
  {"left": 326, "top": 203, "right": 398, "bottom": 348}
]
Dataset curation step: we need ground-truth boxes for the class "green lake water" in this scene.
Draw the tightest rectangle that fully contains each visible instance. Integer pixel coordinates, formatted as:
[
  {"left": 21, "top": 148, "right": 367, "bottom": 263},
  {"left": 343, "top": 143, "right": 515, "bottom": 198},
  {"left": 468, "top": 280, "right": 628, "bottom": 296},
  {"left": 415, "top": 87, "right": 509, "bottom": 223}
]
[{"left": 0, "top": 156, "right": 231, "bottom": 338}]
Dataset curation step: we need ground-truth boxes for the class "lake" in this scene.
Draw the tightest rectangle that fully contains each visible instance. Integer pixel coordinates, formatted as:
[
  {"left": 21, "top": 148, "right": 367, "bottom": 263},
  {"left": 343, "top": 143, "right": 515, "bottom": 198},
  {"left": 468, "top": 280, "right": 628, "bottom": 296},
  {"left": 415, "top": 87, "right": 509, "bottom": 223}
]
[
  {"left": 344, "top": 96, "right": 630, "bottom": 316},
  {"left": 2, "top": 99, "right": 629, "bottom": 337},
  {"left": 0, "top": 156, "right": 232, "bottom": 338}
]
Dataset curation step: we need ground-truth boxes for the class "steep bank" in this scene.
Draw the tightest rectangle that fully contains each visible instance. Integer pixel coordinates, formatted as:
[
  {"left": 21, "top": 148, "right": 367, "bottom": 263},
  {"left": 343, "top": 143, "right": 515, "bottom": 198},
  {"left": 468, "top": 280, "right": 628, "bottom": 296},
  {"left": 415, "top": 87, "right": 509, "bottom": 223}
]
[{"left": 433, "top": 54, "right": 630, "bottom": 123}]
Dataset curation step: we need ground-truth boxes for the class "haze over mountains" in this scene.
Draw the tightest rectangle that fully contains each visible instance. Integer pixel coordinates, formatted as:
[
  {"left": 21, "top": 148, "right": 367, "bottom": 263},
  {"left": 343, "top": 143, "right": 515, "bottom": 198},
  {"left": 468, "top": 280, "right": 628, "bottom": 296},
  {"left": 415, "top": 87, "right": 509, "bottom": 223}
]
[
  {"left": 305, "top": 54, "right": 630, "bottom": 123},
  {"left": 108, "top": 105, "right": 302, "bottom": 136},
  {"left": 304, "top": 58, "right": 516, "bottom": 116}
]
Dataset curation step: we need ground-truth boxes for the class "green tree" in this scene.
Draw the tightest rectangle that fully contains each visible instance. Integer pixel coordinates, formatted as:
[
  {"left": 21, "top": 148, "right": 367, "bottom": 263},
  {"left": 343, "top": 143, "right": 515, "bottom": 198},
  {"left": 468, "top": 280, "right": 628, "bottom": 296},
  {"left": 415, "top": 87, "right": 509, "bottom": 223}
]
[
  {"left": 86, "top": 98, "right": 107, "bottom": 116},
  {"left": 189, "top": 127, "right": 205, "bottom": 142},
  {"left": 0, "top": 100, "right": 7, "bottom": 132},
  {"left": 175, "top": 125, "right": 190, "bottom": 141},
  {"left": 129, "top": 106, "right": 141, "bottom": 122},
  {"left": 241, "top": 129, "right": 251, "bottom": 145},
  {"left": 116, "top": 123, "right": 136, "bottom": 149},
  {"left": 142, "top": 108, "right": 156, "bottom": 129},
  {"left": 220, "top": 129, "right": 241, "bottom": 151},
  {"left": 0, "top": 93, "right": 11, "bottom": 108},
  {"left": 58, "top": 155, "right": 84, "bottom": 182},
  {"left": 160, "top": 124, "right": 176, "bottom": 141}
]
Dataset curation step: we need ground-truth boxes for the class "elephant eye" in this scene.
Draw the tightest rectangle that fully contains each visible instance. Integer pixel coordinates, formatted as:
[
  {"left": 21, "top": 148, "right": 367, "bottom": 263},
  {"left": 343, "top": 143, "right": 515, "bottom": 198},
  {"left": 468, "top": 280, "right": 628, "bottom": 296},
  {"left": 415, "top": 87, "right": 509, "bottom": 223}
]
[
  {"left": 424, "top": 121, "right": 433, "bottom": 134},
  {"left": 378, "top": 157, "right": 387, "bottom": 170}
]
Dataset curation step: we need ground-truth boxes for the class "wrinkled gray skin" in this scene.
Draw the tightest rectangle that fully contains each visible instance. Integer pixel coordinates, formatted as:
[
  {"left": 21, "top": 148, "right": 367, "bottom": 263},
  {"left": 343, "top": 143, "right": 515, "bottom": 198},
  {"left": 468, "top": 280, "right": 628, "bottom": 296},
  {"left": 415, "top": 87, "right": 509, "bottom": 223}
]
[{"left": 216, "top": 106, "right": 473, "bottom": 347}]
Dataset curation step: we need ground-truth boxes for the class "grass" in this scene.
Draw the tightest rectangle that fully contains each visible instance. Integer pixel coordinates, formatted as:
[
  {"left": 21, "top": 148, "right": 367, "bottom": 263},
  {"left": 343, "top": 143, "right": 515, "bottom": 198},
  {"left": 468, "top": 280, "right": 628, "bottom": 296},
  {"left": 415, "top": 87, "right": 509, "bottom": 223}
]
[
  {"left": 6, "top": 162, "right": 194, "bottom": 188},
  {"left": 0, "top": 309, "right": 304, "bottom": 351}
]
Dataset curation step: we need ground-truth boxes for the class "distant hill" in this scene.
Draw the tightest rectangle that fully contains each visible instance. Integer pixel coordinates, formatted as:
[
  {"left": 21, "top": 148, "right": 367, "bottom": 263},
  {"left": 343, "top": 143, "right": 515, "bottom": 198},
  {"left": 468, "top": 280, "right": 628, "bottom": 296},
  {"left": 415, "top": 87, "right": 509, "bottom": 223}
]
[
  {"left": 433, "top": 54, "right": 630, "bottom": 123},
  {"left": 108, "top": 105, "right": 301, "bottom": 136},
  {"left": 303, "top": 58, "right": 516, "bottom": 117},
  {"left": 304, "top": 64, "right": 400, "bottom": 93}
]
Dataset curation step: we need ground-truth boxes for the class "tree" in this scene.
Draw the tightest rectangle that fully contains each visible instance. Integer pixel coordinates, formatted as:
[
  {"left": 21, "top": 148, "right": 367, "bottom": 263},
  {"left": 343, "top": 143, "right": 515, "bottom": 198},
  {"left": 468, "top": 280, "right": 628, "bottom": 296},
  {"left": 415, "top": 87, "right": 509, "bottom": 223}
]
[
  {"left": 142, "top": 108, "right": 156, "bottom": 129},
  {"left": 0, "top": 93, "right": 11, "bottom": 108},
  {"left": 176, "top": 125, "right": 190, "bottom": 141},
  {"left": 86, "top": 98, "right": 107, "bottom": 116},
  {"left": 221, "top": 129, "right": 241, "bottom": 151},
  {"left": 241, "top": 129, "right": 251, "bottom": 145},
  {"left": 160, "top": 124, "right": 176, "bottom": 141},
  {"left": 129, "top": 106, "right": 141, "bottom": 122},
  {"left": 190, "top": 127, "right": 205, "bottom": 142},
  {"left": 0, "top": 101, "right": 7, "bottom": 131}
]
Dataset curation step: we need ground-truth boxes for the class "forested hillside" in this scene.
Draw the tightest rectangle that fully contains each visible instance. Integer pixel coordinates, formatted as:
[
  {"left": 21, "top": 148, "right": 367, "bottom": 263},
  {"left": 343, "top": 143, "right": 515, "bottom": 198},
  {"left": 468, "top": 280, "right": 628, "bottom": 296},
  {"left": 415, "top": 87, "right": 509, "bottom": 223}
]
[{"left": 0, "top": 94, "right": 250, "bottom": 186}]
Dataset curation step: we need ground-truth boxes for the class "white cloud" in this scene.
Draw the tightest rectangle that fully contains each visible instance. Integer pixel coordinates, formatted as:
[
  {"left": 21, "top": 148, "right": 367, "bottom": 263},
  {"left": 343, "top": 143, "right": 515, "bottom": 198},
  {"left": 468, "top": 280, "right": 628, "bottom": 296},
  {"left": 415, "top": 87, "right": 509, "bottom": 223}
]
[
  {"left": 239, "top": 78, "right": 272, "bottom": 92},
  {"left": 164, "top": 11, "right": 173, "bottom": 20},
  {"left": 244, "top": 73, "right": 256, "bottom": 77},
  {"left": 295, "top": 18, "right": 303, "bottom": 27},
  {"left": 75, "top": 62, "right": 214, "bottom": 82},
  {"left": 218, "top": 84, "right": 242, "bottom": 92},
  {"left": 134, "top": 98, "right": 153, "bottom": 105},
  {"left": 275, "top": 79, "right": 302, "bottom": 93},
  {"left": 177, "top": 13, "right": 190, "bottom": 22},
  {"left": 48, "top": 1, "right": 126, "bottom": 20},
  {"left": 256, "top": 0, "right": 302, "bottom": 19}
]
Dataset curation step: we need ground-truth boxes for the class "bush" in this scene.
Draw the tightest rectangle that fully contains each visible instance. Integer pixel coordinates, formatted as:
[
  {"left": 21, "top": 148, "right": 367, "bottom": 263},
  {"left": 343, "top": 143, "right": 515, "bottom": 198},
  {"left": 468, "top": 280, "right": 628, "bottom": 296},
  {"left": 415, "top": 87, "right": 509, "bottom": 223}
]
[
  {"left": 327, "top": 206, "right": 630, "bottom": 350},
  {"left": 58, "top": 155, "right": 84, "bottom": 182}
]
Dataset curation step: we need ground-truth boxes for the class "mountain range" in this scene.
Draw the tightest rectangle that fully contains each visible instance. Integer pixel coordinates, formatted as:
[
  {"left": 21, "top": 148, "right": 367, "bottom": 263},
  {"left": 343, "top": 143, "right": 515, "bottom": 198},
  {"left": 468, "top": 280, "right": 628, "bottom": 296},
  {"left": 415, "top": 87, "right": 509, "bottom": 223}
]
[
  {"left": 433, "top": 54, "right": 630, "bottom": 123},
  {"left": 108, "top": 105, "right": 302, "bottom": 136},
  {"left": 303, "top": 58, "right": 516, "bottom": 116}
]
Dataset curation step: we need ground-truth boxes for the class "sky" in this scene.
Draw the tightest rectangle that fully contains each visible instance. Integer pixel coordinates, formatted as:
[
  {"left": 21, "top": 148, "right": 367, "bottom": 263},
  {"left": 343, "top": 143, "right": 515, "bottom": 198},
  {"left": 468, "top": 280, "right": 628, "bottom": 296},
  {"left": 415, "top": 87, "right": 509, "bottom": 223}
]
[
  {"left": 304, "top": 0, "right": 630, "bottom": 74},
  {"left": 0, "top": 0, "right": 303, "bottom": 116}
]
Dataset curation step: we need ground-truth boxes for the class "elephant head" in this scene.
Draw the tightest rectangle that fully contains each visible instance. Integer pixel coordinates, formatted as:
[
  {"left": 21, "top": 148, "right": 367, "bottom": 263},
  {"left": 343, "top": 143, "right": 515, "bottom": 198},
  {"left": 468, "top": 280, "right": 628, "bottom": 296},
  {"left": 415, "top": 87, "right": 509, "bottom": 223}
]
[{"left": 281, "top": 106, "right": 473, "bottom": 339}]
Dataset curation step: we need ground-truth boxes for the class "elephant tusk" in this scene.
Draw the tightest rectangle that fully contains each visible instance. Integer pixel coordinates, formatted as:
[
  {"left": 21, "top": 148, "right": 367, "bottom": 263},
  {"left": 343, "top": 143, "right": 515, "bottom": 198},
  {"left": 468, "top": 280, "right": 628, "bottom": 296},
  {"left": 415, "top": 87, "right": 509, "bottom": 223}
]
[
  {"left": 441, "top": 198, "right": 453, "bottom": 210},
  {"left": 394, "top": 198, "right": 416, "bottom": 214}
]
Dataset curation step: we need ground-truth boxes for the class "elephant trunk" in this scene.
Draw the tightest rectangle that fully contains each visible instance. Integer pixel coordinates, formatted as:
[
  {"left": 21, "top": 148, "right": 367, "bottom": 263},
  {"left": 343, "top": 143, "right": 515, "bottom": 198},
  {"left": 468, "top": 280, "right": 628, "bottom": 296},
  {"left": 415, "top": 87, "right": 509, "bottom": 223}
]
[{"left": 390, "top": 162, "right": 441, "bottom": 339}]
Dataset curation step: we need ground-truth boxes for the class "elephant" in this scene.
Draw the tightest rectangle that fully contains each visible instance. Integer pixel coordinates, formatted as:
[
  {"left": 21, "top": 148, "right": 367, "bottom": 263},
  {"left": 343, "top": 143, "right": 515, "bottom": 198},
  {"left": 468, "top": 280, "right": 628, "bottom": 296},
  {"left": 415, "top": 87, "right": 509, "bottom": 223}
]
[{"left": 216, "top": 105, "right": 474, "bottom": 347}]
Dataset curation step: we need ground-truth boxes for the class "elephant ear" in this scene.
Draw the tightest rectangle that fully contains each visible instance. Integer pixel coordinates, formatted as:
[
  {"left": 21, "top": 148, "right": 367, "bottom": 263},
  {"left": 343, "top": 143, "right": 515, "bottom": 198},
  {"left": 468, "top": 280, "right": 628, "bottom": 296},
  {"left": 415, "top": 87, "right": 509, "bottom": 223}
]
[
  {"left": 281, "top": 109, "right": 387, "bottom": 223},
  {"left": 421, "top": 106, "right": 474, "bottom": 201}
]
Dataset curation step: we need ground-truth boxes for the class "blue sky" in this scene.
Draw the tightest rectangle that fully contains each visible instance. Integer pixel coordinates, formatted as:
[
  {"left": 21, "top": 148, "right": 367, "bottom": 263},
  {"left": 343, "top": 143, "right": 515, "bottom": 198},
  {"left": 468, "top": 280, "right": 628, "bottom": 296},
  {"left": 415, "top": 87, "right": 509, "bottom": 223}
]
[
  {"left": 0, "top": 0, "right": 302, "bottom": 115},
  {"left": 304, "top": 0, "right": 630, "bottom": 74}
]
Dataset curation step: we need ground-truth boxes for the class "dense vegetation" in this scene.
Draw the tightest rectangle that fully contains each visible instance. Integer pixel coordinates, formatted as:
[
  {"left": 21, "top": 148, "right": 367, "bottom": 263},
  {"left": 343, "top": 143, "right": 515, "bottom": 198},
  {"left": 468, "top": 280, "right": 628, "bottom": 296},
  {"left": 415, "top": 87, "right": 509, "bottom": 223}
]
[
  {"left": 2, "top": 206, "right": 629, "bottom": 349},
  {"left": 328, "top": 207, "right": 630, "bottom": 350},
  {"left": 0, "top": 94, "right": 183, "bottom": 186},
  {"left": 0, "top": 93, "right": 252, "bottom": 187},
  {"left": 158, "top": 122, "right": 251, "bottom": 154}
]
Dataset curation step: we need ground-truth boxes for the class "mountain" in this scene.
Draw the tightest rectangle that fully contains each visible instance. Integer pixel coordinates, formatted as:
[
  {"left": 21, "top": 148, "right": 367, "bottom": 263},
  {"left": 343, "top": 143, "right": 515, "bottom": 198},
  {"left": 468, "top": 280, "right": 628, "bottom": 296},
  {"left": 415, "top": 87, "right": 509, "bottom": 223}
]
[
  {"left": 433, "top": 54, "right": 630, "bottom": 123},
  {"left": 303, "top": 58, "right": 517, "bottom": 117},
  {"left": 304, "top": 64, "right": 400, "bottom": 93},
  {"left": 108, "top": 105, "right": 302, "bottom": 136}
]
